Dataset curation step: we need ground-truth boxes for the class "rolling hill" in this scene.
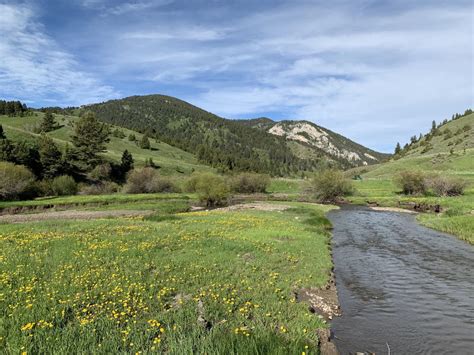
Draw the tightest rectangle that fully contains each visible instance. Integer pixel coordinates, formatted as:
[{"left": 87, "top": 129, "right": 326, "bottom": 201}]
[{"left": 0, "top": 113, "right": 212, "bottom": 176}]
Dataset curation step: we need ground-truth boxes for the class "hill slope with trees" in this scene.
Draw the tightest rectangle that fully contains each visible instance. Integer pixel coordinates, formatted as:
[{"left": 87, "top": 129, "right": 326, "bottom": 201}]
[{"left": 83, "top": 95, "right": 387, "bottom": 174}]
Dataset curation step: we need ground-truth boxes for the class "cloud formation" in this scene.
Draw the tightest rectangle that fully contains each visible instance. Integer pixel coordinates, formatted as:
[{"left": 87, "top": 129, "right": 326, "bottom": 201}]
[
  {"left": 0, "top": 0, "right": 472, "bottom": 151},
  {"left": 0, "top": 3, "right": 118, "bottom": 106}
]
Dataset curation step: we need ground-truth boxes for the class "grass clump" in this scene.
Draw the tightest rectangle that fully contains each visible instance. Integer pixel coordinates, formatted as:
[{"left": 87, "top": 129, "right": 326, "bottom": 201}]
[{"left": 306, "top": 169, "right": 354, "bottom": 203}]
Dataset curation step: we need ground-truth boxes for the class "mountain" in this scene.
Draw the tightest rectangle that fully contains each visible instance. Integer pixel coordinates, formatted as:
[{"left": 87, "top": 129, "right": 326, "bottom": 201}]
[
  {"left": 81, "top": 95, "right": 388, "bottom": 173},
  {"left": 82, "top": 95, "right": 329, "bottom": 175},
  {"left": 240, "top": 118, "right": 390, "bottom": 168}
]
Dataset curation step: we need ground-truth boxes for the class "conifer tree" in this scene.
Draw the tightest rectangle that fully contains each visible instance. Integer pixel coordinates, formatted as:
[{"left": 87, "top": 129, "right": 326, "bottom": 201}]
[
  {"left": 40, "top": 112, "right": 56, "bottom": 132},
  {"left": 0, "top": 124, "right": 5, "bottom": 139},
  {"left": 71, "top": 111, "right": 110, "bottom": 171},
  {"left": 394, "top": 142, "right": 401, "bottom": 155},
  {"left": 121, "top": 150, "right": 134, "bottom": 173},
  {"left": 139, "top": 134, "right": 151, "bottom": 149},
  {"left": 38, "top": 135, "right": 63, "bottom": 178}
]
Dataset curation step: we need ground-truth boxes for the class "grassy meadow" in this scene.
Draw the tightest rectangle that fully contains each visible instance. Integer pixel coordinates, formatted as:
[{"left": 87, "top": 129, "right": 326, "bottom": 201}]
[
  {"left": 0, "top": 114, "right": 212, "bottom": 176},
  {"left": 0, "top": 201, "right": 334, "bottom": 354}
]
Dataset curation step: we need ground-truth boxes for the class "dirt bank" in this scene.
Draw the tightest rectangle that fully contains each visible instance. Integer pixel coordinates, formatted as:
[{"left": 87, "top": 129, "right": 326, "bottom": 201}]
[{"left": 369, "top": 206, "right": 417, "bottom": 214}]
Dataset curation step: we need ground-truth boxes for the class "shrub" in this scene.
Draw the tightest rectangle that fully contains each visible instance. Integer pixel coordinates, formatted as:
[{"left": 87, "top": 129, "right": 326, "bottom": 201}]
[
  {"left": 193, "top": 172, "right": 230, "bottom": 207},
  {"left": 427, "top": 175, "right": 467, "bottom": 196},
  {"left": 394, "top": 170, "right": 427, "bottom": 195},
  {"left": 124, "top": 168, "right": 178, "bottom": 193},
  {"left": 88, "top": 163, "right": 112, "bottom": 181},
  {"left": 229, "top": 173, "right": 270, "bottom": 193},
  {"left": 51, "top": 175, "right": 78, "bottom": 196},
  {"left": 306, "top": 169, "right": 353, "bottom": 203},
  {"left": 0, "top": 162, "right": 36, "bottom": 200},
  {"left": 80, "top": 181, "right": 120, "bottom": 195},
  {"left": 184, "top": 173, "right": 201, "bottom": 192}
]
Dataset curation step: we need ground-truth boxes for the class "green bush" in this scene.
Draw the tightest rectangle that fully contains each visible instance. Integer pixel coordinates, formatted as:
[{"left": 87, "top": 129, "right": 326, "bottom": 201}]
[
  {"left": 306, "top": 169, "right": 353, "bottom": 203},
  {"left": 190, "top": 172, "right": 230, "bottom": 207},
  {"left": 427, "top": 175, "right": 467, "bottom": 197},
  {"left": 51, "top": 175, "right": 78, "bottom": 196},
  {"left": 79, "top": 181, "right": 120, "bottom": 195},
  {"left": 229, "top": 173, "right": 270, "bottom": 193},
  {"left": 88, "top": 163, "right": 112, "bottom": 181},
  {"left": 394, "top": 170, "right": 427, "bottom": 195},
  {"left": 0, "top": 162, "right": 36, "bottom": 200},
  {"left": 124, "top": 168, "right": 178, "bottom": 193}
]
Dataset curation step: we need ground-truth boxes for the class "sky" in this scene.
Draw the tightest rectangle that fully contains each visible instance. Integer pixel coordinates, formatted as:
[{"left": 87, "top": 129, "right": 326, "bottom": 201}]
[{"left": 0, "top": 0, "right": 473, "bottom": 152}]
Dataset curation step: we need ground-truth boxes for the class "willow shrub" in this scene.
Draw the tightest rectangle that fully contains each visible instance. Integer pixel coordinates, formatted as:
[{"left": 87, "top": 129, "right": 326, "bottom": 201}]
[{"left": 307, "top": 169, "right": 354, "bottom": 203}]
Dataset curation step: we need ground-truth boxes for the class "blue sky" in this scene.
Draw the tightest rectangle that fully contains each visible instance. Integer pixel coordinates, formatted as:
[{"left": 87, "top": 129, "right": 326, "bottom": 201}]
[{"left": 0, "top": 0, "right": 472, "bottom": 152}]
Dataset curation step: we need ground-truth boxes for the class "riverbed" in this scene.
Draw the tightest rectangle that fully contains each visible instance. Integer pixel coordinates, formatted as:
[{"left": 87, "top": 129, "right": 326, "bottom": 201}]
[{"left": 327, "top": 206, "right": 474, "bottom": 354}]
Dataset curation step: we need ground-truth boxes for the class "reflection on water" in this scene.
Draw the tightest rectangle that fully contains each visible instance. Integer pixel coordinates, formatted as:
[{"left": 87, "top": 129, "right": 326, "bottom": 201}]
[{"left": 328, "top": 206, "right": 474, "bottom": 354}]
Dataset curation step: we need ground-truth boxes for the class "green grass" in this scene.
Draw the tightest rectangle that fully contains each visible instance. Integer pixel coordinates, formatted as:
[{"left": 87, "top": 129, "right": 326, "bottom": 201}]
[
  {"left": 0, "top": 114, "right": 212, "bottom": 176},
  {"left": 349, "top": 179, "right": 474, "bottom": 243},
  {"left": 268, "top": 179, "right": 304, "bottom": 194},
  {"left": 0, "top": 203, "right": 333, "bottom": 354},
  {"left": 417, "top": 214, "right": 474, "bottom": 244},
  {"left": 0, "top": 193, "right": 194, "bottom": 211}
]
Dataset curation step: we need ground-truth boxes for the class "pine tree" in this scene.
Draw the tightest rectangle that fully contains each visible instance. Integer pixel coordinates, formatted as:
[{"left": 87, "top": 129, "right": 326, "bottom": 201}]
[
  {"left": 431, "top": 120, "right": 437, "bottom": 132},
  {"left": 139, "top": 134, "right": 151, "bottom": 149},
  {"left": 121, "top": 150, "right": 134, "bottom": 173},
  {"left": 38, "top": 135, "right": 63, "bottom": 179},
  {"left": 394, "top": 142, "right": 401, "bottom": 155},
  {"left": 71, "top": 111, "right": 110, "bottom": 171},
  {"left": 40, "top": 112, "right": 56, "bottom": 132}
]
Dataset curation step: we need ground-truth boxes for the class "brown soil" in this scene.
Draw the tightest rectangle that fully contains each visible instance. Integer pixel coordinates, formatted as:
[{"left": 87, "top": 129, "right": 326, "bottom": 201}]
[
  {"left": 0, "top": 210, "right": 154, "bottom": 223},
  {"left": 296, "top": 271, "right": 340, "bottom": 355},
  {"left": 216, "top": 202, "right": 290, "bottom": 212},
  {"left": 369, "top": 206, "right": 417, "bottom": 214}
]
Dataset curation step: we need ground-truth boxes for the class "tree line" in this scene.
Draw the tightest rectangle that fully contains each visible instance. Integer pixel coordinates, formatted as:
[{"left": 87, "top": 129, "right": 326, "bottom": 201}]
[{"left": 0, "top": 100, "right": 29, "bottom": 117}]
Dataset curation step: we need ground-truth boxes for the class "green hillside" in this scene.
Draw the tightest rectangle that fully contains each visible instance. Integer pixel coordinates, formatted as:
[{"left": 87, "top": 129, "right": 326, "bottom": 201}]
[
  {"left": 83, "top": 95, "right": 323, "bottom": 175},
  {"left": 0, "top": 113, "right": 212, "bottom": 176},
  {"left": 357, "top": 113, "right": 474, "bottom": 181}
]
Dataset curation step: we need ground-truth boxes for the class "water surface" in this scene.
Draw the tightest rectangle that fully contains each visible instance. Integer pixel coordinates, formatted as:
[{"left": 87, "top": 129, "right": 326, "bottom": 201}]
[{"left": 328, "top": 206, "right": 474, "bottom": 354}]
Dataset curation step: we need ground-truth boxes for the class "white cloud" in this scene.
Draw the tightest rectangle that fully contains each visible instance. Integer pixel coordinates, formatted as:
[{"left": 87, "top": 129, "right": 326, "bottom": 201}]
[
  {"left": 106, "top": 0, "right": 173, "bottom": 15},
  {"left": 0, "top": 3, "right": 118, "bottom": 106}
]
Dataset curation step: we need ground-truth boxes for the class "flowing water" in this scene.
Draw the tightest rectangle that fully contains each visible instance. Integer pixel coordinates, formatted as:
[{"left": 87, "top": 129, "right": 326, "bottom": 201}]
[{"left": 327, "top": 206, "right": 474, "bottom": 354}]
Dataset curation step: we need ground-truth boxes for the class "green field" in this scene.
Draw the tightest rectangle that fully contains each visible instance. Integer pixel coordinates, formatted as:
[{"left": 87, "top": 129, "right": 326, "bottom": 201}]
[
  {"left": 0, "top": 201, "right": 334, "bottom": 354},
  {"left": 0, "top": 114, "right": 212, "bottom": 176}
]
